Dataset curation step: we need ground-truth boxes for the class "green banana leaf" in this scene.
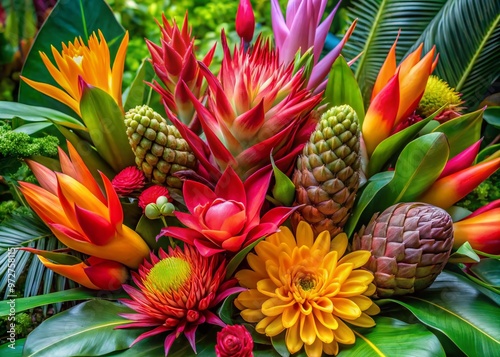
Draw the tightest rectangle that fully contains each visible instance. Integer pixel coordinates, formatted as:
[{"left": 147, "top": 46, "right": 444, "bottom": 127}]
[
  {"left": 337, "top": 317, "right": 445, "bottom": 356},
  {"left": 22, "top": 300, "right": 142, "bottom": 357},
  {"left": 18, "top": 0, "right": 125, "bottom": 117},
  {"left": 0, "top": 338, "right": 25, "bottom": 357},
  {"left": 408, "top": 0, "right": 500, "bottom": 110},
  {"left": 380, "top": 271, "right": 500, "bottom": 356},
  {"left": 343, "top": 0, "right": 447, "bottom": 101},
  {"left": 325, "top": 56, "right": 365, "bottom": 124},
  {"left": 0, "top": 213, "right": 72, "bottom": 306}
]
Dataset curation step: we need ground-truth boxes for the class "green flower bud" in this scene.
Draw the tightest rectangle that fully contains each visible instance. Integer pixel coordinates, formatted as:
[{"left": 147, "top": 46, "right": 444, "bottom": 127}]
[
  {"left": 145, "top": 203, "right": 161, "bottom": 220},
  {"left": 156, "top": 196, "right": 170, "bottom": 207},
  {"left": 160, "top": 202, "right": 176, "bottom": 216}
]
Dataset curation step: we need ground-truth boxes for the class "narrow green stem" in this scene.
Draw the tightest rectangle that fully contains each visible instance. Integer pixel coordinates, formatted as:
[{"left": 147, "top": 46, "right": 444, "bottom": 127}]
[{"left": 160, "top": 216, "right": 176, "bottom": 248}]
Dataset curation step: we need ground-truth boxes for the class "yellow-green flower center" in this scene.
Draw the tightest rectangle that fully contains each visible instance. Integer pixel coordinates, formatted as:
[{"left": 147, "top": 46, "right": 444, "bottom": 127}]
[
  {"left": 144, "top": 257, "right": 191, "bottom": 293},
  {"left": 299, "top": 276, "right": 315, "bottom": 291}
]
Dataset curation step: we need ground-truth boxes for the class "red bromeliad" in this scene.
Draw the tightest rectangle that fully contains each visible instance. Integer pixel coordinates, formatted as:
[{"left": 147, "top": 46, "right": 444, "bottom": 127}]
[
  {"left": 147, "top": 13, "right": 216, "bottom": 128},
  {"left": 163, "top": 34, "right": 322, "bottom": 183},
  {"left": 159, "top": 166, "right": 296, "bottom": 257}
]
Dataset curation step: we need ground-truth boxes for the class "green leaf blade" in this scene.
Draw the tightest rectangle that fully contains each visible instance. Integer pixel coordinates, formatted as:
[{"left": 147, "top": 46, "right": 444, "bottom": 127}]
[
  {"left": 382, "top": 271, "right": 500, "bottom": 356},
  {"left": 22, "top": 300, "right": 139, "bottom": 357}
]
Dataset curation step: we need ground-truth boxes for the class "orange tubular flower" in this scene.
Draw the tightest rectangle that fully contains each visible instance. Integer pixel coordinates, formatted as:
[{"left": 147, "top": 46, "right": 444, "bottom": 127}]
[
  {"left": 18, "top": 142, "right": 150, "bottom": 268},
  {"left": 418, "top": 157, "right": 500, "bottom": 209},
  {"left": 363, "top": 37, "right": 437, "bottom": 155},
  {"left": 27, "top": 252, "right": 128, "bottom": 290},
  {"left": 21, "top": 30, "right": 128, "bottom": 116},
  {"left": 371, "top": 38, "right": 437, "bottom": 124},
  {"left": 453, "top": 204, "right": 500, "bottom": 255}
]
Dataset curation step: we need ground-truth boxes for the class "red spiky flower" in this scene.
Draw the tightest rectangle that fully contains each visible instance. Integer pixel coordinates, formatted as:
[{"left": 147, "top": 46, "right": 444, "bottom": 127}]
[{"left": 117, "top": 245, "right": 243, "bottom": 355}]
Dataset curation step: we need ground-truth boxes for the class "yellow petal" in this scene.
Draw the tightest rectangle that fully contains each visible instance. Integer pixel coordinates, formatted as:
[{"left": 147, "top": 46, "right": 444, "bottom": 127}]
[
  {"left": 347, "top": 295, "right": 374, "bottom": 311},
  {"left": 282, "top": 304, "right": 301, "bottom": 328},
  {"left": 235, "top": 269, "right": 261, "bottom": 288},
  {"left": 235, "top": 289, "right": 267, "bottom": 309},
  {"left": 255, "top": 240, "right": 281, "bottom": 263},
  {"left": 331, "top": 297, "right": 362, "bottom": 320},
  {"left": 265, "top": 314, "right": 285, "bottom": 337},
  {"left": 304, "top": 336, "right": 324, "bottom": 357},
  {"left": 285, "top": 321, "right": 303, "bottom": 354},
  {"left": 338, "top": 250, "right": 371, "bottom": 268},
  {"left": 256, "top": 315, "right": 277, "bottom": 334},
  {"left": 336, "top": 281, "right": 369, "bottom": 297},
  {"left": 333, "top": 263, "right": 353, "bottom": 284},
  {"left": 345, "top": 312, "right": 376, "bottom": 328},
  {"left": 323, "top": 340, "right": 339, "bottom": 355},
  {"left": 246, "top": 252, "right": 267, "bottom": 277},
  {"left": 311, "top": 297, "right": 333, "bottom": 313},
  {"left": 313, "top": 308, "right": 338, "bottom": 330},
  {"left": 111, "top": 31, "right": 128, "bottom": 109},
  {"left": 296, "top": 221, "right": 314, "bottom": 248},
  {"left": 363, "top": 283, "right": 377, "bottom": 297},
  {"left": 312, "top": 314, "right": 334, "bottom": 343},
  {"left": 20, "top": 76, "right": 80, "bottom": 115},
  {"left": 364, "top": 302, "right": 381, "bottom": 316},
  {"left": 330, "top": 233, "right": 348, "bottom": 257},
  {"left": 300, "top": 313, "right": 317, "bottom": 345},
  {"left": 311, "top": 230, "right": 331, "bottom": 256},
  {"left": 241, "top": 308, "right": 266, "bottom": 323},
  {"left": 262, "top": 297, "right": 295, "bottom": 316},
  {"left": 257, "top": 279, "right": 278, "bottom": 297},
  {"left": 333, "top": 316, "right": 355, "bottom": 344},
  {"left": 345, "top": 270, "right": 375, "bottom": 285}
]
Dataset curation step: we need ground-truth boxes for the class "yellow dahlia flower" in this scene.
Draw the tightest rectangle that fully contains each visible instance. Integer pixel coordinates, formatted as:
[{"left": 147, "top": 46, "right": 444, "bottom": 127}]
[{"left": 235, "top": 221, "right": 380, "bottom": 357}]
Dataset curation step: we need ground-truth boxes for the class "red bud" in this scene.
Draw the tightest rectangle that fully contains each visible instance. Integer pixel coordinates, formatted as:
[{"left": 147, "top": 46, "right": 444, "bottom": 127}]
[{"left": 236, "top": 0, "right": 255, "bottom": 43}]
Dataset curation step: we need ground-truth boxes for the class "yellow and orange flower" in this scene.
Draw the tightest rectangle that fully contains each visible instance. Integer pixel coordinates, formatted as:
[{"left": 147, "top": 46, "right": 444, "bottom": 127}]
[
  {"left": 118, "top": 245, "right": 244, "bottom": 355},
  {"left": 18, "top": 142, "right": 149, "bottom": 268},
  {"left": 235, "top": 221, "right": 379, "bottom": 357},
  {"left": 21, "top": 30, "right": 128, "bottom": 116}
]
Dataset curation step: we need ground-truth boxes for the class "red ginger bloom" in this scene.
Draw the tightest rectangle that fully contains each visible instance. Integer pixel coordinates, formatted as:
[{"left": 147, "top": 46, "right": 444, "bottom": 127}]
[
  {"left": 216, "top": 324, "right": 254, "bottom": 357},
  {"left": 147, "top": 13, "right": 215, "bottom": 127},
  {"left": 165, "top": 34, "right": 322, "bottom": 183},
  {"left": 138, "top": 185, "right": 171, "bottom": 210},
  {"left": 118, "top": 245, "right": 243, "bottom": 355},
  {"left": 236, "top": 0, "right": 255, "bottom": 43},
  {"left": 111, "top": 166, "right": 145, "bottom": 196},
  {"left": 159, "top": 166, "right": 296, "bottom": 257}
]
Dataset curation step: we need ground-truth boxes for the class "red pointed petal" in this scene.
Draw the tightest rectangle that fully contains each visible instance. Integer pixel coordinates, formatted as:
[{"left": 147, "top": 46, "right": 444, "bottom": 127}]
[
  {"left": 84, "top": 260, "right": 128, "bottom": 290},
  {"left": 215, "top": 166, "right": 246, "bottom": 205},
  {"left": 244, "top": 168, "right": 272, "bottom": 224},
  {"left": 183, "top": 180, "right": 217, "bottom": 210},
  {"left": 232, "top": 100, "right": 266, "bottom": 141},
  {"left": 439, "top": 139, "right": 482, "bottom": 179},
  {"left": 25, "top": 160, "right": 58, "bottom": 195},
  {"left": 372, "top": 31, "right": 399, "bottom": 100},
  {"left": 193, "top": 238, "right": 225, "bottom": 257},
  {"left": 468, "top": 199, "right": 500, "bottom": 219},
  {"left": 100, "top": 172, "right": 123, "bottom": 228},
  {"left": 74, "top": 204, "right": 115, "bottom": 246}
]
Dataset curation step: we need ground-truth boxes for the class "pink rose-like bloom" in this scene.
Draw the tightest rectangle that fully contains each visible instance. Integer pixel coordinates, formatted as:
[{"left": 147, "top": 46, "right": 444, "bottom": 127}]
[
  {"left": 158, "top": 166, "right": 296, "bottom": 257},
  {"left": 138, "top": 185, "right": 171, "bottom": 210},
  {"left": 111, "top": 166, "right": 145, "bottom": 196},
  {"left": 216, "top": 325, "right": 254, "bottom": 357}
]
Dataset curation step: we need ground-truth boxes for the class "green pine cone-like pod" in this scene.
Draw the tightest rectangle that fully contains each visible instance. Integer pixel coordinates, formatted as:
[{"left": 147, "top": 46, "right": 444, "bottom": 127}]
[
  {"left": 124, "top": 105, "right": 197, "bottom": 189},
  {"left": 352, "top": 202, "right": 454, "bottom": 298},
  {"left": 292, "top": 104, "right": 361, "bottom": 237}
]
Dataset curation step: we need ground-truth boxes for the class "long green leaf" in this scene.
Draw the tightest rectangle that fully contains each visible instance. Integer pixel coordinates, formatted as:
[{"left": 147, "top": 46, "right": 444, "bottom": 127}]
[
  {"left": 122, "top": 59, "right": 163, "bottom": 114},
  {"left": 22, "top": 300, "right": 140, "bottom": 357},
  {"left": 0, "top": 288, "right": 113, "bottom": 317},
  {"left": 18, "top": 0, "right": 125, "bottom": 117},
  {"left": 381, "top": 271, "right": 500, "bottom": 356},
  {"left": 431, "top": 108, "right": 484, "bottom": 157},
  {"left": 377, "top": 132, "right": 448, "bottom": 204},
  {"left": 0, "top": 102, "right": 86, "bottom": 131},
  {"left": 0, "top": 213, "right": 68, "bottom": 300},
  {"left": 409, "top": 0, "right": 500, "bottom": 110},
  {"left": 343, "top": 0, "right": 447, "bottom": 101},
  {"left": 337, "top": 317, "right": 445, "bottom": 356},
  {"left": 344, "top": 171, "right": 393, "bottom": 237},
  {"left": 0, "top": 338, "right": 25, "bottom": 357}
]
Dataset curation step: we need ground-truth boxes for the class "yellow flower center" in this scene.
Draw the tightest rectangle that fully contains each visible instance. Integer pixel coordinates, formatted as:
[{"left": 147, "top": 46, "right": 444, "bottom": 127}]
[{"left": 144, "top": 257, "right": 191, "bottom": 293}]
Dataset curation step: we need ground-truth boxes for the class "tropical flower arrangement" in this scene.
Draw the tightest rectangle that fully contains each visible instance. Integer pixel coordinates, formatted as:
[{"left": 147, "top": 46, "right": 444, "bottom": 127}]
[{"left": 0, "top": 0, "right": 499, "bottom": 356}]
